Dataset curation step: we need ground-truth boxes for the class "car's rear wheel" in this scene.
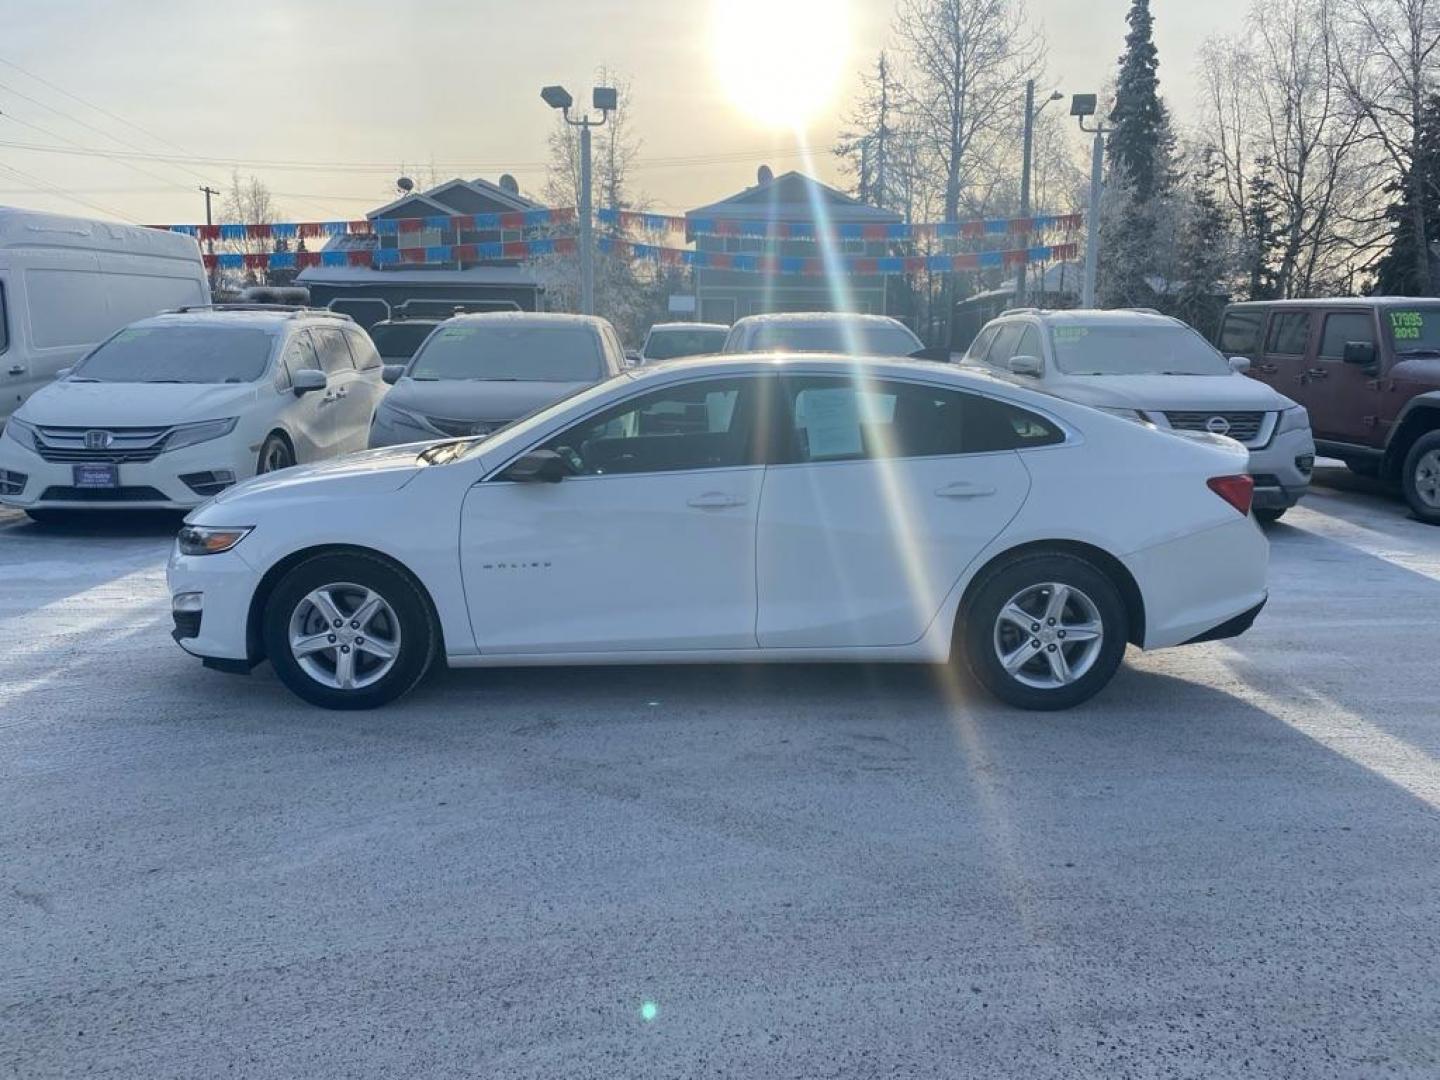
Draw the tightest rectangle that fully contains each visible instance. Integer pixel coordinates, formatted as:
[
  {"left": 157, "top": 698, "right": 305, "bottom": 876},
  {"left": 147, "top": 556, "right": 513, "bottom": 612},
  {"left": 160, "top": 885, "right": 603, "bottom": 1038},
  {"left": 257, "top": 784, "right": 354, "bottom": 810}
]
[
  {"left": 960, "top": 553, "right": 1129, "bottom": 711},
  {"left": 1401, "top": 430, "right": 1440, "bottom": 525},
  {"left": 263, "top": 552, "right": 438, "bottom": 709},
  {"left": 257, "top": 433, "right": 294, "bottom": 474}
]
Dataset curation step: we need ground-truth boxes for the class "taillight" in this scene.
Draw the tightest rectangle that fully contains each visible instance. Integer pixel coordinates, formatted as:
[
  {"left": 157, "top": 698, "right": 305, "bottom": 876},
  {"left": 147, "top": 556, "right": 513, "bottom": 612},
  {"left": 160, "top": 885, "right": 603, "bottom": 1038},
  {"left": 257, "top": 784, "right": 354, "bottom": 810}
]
[{"left": 1207, "top": 474, "right": 1255, "bottom": 516}]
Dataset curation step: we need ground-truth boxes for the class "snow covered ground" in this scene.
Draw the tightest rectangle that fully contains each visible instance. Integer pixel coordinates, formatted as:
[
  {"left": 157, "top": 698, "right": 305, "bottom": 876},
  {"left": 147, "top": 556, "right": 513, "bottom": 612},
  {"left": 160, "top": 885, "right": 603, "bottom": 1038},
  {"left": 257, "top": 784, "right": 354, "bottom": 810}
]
[{"left": 3, "top": 466, "right": 1439, "bottom": 1078}]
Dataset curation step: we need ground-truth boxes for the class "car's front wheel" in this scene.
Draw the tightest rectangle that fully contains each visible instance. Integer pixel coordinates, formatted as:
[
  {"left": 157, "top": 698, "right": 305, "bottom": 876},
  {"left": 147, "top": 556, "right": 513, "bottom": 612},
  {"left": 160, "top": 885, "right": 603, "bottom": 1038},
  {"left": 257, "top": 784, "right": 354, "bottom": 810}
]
[
  {"left": 960, "top": 552, "right": 1129, "bottom": 710},
  {"left": 257, "top": 433, "right": 295, "bottom": 474},
  {"left": 263, "top": 552, "right": 439, "bottom": 709},
  {"left": 1401, "top": 430, "right": 1440, "bottom": 525}
]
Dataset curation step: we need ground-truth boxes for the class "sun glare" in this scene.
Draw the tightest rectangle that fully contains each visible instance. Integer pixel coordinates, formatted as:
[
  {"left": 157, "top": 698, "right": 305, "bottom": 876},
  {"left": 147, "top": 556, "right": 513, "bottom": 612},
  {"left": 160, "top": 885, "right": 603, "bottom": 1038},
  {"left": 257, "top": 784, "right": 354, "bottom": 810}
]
[{"left": 710, "top": 0, "right": 851, "bottom": 130}]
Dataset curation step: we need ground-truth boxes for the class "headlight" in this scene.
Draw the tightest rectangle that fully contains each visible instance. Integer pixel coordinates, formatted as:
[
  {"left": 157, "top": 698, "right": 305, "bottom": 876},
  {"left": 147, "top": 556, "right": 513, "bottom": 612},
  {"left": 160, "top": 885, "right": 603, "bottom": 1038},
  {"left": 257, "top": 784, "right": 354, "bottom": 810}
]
[
  {"left": 1097, "top": 407, "right": 1150, "bottom": 424},
  {"left": 1276, "top": 405, "right": 1310, "bottom": 434},
  {"left": 177, "top": 524, "right": 252, "bottom": 556},
  {"left": 163, "top": 418, "right": 238, "bottom": 453},
  {"left": 3, "top": 416, "right": 38, "bottom": 451},
  {"left": 377, "top": 402, "right": 431, "bottom": 431}
]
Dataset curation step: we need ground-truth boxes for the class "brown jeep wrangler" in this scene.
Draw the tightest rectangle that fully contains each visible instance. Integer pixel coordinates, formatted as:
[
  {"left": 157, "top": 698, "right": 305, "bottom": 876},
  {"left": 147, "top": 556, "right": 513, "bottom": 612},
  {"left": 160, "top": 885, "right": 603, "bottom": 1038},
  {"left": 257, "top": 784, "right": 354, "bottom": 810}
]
[{"left": 1216, "top": 298, "right": 1440, "bottom": 523}]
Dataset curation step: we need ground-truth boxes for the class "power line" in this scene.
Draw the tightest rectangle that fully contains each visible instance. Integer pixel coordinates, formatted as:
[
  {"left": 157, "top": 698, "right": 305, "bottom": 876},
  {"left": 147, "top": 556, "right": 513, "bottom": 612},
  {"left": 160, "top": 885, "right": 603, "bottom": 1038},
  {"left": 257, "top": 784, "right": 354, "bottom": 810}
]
[
  {"left": 0, "top": 160, "right": 138, "bottom": 223},
  {"left": 0, "top": 102, "right": 198, "bottom": 196}
]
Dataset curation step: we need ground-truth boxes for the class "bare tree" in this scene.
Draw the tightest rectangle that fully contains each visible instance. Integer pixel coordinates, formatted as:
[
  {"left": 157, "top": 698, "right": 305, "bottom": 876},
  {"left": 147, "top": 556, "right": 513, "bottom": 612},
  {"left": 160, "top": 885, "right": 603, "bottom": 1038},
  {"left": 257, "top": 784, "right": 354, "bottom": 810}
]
[
  {"left": 1334, "top": 0, "right": 1440, "bottom": 292},
  {"left": 894, "top": 0, "right": 1043, "bottom": 223},
  {"left": 545, "top": 68, "right": 641, "bottom": 213},
  {"left": 220, "top": 171, "right": 281, "bottom": 287}
]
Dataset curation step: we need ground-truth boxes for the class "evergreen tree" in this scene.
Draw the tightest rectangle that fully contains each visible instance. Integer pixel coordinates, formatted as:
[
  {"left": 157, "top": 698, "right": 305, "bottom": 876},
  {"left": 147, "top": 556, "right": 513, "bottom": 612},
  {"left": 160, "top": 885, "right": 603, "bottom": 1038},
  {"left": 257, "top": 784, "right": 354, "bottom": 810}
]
[
  {"left": 1108, "top": 0, "right": 1170, "bottom": 202},
  {"left": 1374, "top": 93, "right": 1440, "bottom": 297},
  {"left": 1171, "top": 150, "right": 1234, "bottom": 336},
  {"left": 1243, "top": 157, "right": 1284, "bottom": 300}
]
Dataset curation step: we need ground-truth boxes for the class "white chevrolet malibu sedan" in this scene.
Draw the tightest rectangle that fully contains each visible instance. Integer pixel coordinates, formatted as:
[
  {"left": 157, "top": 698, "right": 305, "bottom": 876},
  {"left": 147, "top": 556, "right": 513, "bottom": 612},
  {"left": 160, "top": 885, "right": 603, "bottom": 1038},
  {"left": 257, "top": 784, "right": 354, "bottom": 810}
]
[{"left": 167, "top": 354, "right": 1269, "bottom": 712}]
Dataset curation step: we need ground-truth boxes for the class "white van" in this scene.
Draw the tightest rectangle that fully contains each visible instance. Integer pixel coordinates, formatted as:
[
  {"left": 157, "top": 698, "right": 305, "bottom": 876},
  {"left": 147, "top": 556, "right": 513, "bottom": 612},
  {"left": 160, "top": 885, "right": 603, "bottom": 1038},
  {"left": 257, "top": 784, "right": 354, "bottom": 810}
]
[{"left": 0, "top": 208, "right": 210, "bottom": 424}]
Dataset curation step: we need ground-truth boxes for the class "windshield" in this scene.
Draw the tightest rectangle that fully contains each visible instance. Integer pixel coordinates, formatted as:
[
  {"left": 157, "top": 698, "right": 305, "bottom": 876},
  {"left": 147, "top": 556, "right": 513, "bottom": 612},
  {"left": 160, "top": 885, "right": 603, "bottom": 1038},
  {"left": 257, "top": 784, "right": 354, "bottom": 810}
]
[
  {"left": 1049, "top": 324, "right": 1230, "bottom": 376},
  {"left": 746, "top": 322, "right": 922, "bottom": 356},
  {"left": 644, "top": 327, "right": 728, "bottom": 360},
  {"left": 71, "top": 325, "right": 274, "bottom": 383},
  {"left": 457, "top": 372, "right": 629, "bottom": 461},
  {"left": 1383, "top": 305, "right": 1440, "bottom": 353},
  {"left": 368, "top": 322, "right": 437, "bottom": 360},
  {"left": 409, "top": 324, "right": 603, "bottom": 382}
]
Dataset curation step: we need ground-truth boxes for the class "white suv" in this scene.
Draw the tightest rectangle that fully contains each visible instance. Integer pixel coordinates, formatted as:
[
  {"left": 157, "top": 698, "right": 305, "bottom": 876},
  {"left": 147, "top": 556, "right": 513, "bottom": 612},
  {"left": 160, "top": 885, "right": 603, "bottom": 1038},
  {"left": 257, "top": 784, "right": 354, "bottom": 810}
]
[
  {"left": 0, "top": 305, "right": 387, "bottom": 521},
  {"left": 962, "top": 309, "right": 1316, "bottom": 522}
]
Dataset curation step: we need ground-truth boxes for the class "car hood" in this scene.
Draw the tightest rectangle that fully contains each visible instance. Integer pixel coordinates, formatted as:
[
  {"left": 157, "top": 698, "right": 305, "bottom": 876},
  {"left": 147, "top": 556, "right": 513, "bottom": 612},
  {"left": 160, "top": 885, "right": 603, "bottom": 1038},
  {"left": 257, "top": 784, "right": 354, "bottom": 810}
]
[
  {"left": 17, "top": 381, "right": 261, "bottom": 427},
  {"left": 386, "top": 378, "right": 591, "bottom": 423},
  {"left": 1043, "top": 373, "right": 1296, "bottom": 412},
  {"left": 200, "top": 444, "right": 427, "bottom": 511}
]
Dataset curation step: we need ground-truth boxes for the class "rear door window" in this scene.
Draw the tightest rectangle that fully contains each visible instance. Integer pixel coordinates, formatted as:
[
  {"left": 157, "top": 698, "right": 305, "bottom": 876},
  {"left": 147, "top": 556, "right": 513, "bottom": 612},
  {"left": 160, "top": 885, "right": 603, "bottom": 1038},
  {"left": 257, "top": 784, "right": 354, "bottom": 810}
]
[
  {"left": 345, "top": 328, "right": 383, "bottom": 371},
  {"left": 1264, "top": 312, "right": 1312, "bottom": 355},
  {"left": 1318, "top": 312, "right": 1377, "bottom": 360},
  {"left": 0, "top": 280, "right": 8, "bottom": 354},
  {"left": 1218, "top": 310, "right": 1264, "bottom": 354},
  {"left": 310, "top": 329, "right": 356, "bottom": 375},
  {"left": 967, "top": 325, "right": 1000, "bottom": 362}
]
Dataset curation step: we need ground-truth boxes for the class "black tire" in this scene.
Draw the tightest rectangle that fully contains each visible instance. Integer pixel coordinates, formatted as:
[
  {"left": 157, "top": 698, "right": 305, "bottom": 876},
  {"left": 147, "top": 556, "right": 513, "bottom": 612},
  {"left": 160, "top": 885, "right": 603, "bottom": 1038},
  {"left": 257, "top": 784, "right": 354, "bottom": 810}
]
[
  {"left": 263, "top": 551, "right": 439, "bottom": 709},
  {"left": 1400, "top": 429, "right": 1440, "bottom": 525},
  {"left": 24, "top": 509, "right": 82, "bottom": 526},
  {"left": 959, "top": 552, "right": 1129, "bottom": 711},
  {"left": 1253, "top": 507, "right": 1286, "bottom": 525},
  {"left": 257, "top": 432, "right": 295, "bottom": 474}
]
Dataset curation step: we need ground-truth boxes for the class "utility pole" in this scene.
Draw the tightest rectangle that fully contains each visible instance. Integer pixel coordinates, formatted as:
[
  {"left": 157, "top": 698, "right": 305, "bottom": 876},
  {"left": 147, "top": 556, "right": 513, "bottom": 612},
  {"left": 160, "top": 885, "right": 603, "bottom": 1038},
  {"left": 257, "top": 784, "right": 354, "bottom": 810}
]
[
  {"left": 1017, "top": 83, "right": 1063, "bottom": 306},
  {"left": 199, "top": 184, "right": 220, "bottom": 292},
  {"left": 541, "top": 83, "right": 617, "bottom": 317},
  {"left": 1070, "top": 94, "right": 1112, "bottom": 310}
]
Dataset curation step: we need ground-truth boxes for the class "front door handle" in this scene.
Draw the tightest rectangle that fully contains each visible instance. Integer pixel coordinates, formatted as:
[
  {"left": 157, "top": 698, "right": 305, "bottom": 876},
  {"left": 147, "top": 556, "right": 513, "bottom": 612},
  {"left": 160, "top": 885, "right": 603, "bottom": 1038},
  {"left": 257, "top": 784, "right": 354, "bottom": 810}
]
[
  {"left": 1255, "top": 362, "right": 1278, "bottom": 374},
  {"left": 687, "top": 492, "right": 747, "bottom": 509},
  {"left": 6, "top": 364, "right": 25, "bottom": 376},
  {"left": 935, "top": 481, "right": 996, "bottom": 499}
]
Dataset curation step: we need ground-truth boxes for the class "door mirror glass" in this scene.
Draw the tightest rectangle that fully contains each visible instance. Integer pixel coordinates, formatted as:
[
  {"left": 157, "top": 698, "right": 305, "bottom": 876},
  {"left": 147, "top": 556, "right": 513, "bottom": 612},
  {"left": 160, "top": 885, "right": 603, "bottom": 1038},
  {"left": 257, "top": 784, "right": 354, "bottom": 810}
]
[
  {"left": 502, "top": 448, "right": 569, "bottom": 483},
  {"left": 381, "top": 364, "right": 405, "bottom": 385},
  {"left": 1227, "top": 355, "right": 1251, "bottom": 374},
  {"left": 292, "top": 368, "right": 327, "bottom": 395},
  {"left": 1342, "top": 340, "right": 1377, "bottom": 367},
  {"left": 1008, "top": 354, "right": 1044, "bottom": 377}
]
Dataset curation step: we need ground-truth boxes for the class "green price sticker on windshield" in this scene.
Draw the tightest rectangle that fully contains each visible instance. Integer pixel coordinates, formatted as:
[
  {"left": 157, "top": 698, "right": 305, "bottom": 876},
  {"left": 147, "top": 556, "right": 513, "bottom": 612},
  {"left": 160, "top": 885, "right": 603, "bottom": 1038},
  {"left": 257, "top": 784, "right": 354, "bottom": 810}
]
[
  {"left": 1054, "top": 327, "right": 1088, "bottom": 344},
  {"left": 1390, "top": 310, "right": 1424, "bottom": 340}
]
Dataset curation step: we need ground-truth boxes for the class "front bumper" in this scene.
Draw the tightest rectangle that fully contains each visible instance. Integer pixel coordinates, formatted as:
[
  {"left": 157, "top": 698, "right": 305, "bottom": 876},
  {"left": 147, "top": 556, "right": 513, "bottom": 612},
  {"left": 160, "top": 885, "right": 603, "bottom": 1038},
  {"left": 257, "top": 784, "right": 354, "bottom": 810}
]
[
  {"left": 1246, "top": 426, "right": 1315, "bottom": 510},
  {"left": 166, "top": 543, "right": 262, "bottom": 662},
  {"left": 0, "top": 435, "right": 257, "bottom": 511}
]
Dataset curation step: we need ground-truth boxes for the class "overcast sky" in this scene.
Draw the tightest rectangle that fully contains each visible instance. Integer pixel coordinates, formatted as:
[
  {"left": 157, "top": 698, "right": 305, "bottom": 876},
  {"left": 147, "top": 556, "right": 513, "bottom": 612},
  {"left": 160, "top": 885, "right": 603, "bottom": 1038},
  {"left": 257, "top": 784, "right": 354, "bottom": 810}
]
[{"left": 0, "top": 0, "right": 1249, "bottom": 225}]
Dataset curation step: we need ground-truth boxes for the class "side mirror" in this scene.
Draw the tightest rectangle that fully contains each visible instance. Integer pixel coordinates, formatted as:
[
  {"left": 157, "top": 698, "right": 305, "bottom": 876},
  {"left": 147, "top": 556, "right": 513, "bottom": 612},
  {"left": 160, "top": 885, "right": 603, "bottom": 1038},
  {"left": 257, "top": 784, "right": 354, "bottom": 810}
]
[
  {"left": 501, "top": 448, "right": 568, "bottom": 484},
  {"left": 1228, "top": 356, "right": 1252, "bottom": 374},
  {"left": 292, "top": 368, "right": 327, "bottom": 395},
  {"left": 55, "top": 367, "right": 74, "bottom": 379},
  {"left": 1008, "top": 354, "right": 1044, "bottom": 377},
  {"left": 381, "top": 364, "right": 405, "bottom": 385},
  {"left": 1342, "top": 340, "right": 1377, "bottom": 367},
  {"left": 908, "top": 346, "right": 952, "bottom": 362},
  {"left": 625, "top": 349, "right": 642, "bottom": 367}
]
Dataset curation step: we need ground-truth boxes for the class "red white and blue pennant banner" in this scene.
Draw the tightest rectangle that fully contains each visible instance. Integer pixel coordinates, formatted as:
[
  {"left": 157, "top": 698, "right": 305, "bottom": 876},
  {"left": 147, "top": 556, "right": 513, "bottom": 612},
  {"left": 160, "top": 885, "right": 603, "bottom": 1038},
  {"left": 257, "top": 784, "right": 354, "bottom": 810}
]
[
  {"left": 203, "top": 239, "right": 1080, "bottom": 276},
  {"left": 157, "top": 208, "right": 1082, "bottom": 243}
]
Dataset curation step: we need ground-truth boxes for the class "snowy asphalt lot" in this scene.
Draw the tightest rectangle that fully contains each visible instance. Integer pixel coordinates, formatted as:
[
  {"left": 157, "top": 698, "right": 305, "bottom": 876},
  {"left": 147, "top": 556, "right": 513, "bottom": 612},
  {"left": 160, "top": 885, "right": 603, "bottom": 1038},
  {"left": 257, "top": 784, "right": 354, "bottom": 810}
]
[{"left": 2, "top": 465, "right": 1439, "bottom": 1079}]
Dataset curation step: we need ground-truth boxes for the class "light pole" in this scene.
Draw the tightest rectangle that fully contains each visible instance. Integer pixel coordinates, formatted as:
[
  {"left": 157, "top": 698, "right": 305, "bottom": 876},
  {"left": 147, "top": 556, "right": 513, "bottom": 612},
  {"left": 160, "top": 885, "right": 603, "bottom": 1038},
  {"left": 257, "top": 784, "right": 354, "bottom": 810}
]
[
  {"left": 541, "top": 83, "right": 617, "bottom": 317},
  {"left": 1071, "top": 93, "right": 1111, "bottom": 309},
  {"left": 1016, "top": 82, "right": 1064, "bottom": 305}
]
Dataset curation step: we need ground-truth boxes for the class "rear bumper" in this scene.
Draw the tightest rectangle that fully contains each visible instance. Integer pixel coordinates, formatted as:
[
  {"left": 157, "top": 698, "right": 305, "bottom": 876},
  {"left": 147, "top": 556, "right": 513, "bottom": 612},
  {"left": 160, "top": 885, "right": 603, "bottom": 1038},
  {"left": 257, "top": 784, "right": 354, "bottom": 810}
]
[{"left": 1181, "top": 595, "right": 1267, "bottom": 645}]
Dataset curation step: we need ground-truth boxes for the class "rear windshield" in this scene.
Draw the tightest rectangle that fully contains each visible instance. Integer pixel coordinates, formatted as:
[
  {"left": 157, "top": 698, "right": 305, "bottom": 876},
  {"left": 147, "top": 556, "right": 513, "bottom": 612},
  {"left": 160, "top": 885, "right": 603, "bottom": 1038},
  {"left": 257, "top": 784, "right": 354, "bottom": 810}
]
[
  {"left": 746, "top": 322, "right": 922, "bottom": 356},
  {"left": 409, "top": 324, "right": 603, "bottom": 382},
  {"left": 1049, "top": 324, "right": 1230, "bottom": 376},
  {"left": 644, "top": 327, "right": 728, "bottom": 360},
  {"left": 1382, "top": 305, "right": 1440, "bottom": 354},
  {"left": 71, "top": 325, "right": 274, "bottom": 383},
  {"left": 368, "top": 322, "right": 437, "bottom": 360}
]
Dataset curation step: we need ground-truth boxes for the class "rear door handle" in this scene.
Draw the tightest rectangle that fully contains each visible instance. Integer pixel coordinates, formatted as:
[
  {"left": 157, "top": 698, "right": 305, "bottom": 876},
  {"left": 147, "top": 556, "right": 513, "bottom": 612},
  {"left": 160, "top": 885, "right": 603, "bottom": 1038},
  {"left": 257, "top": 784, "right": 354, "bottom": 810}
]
[
  {"left": 6, "top": 365, "right": 25, "bottom": 376},
  {"left": 935, "top": 481, "right": 996, "bottom": 499},
  {"left": 687, "top": 492, "right": 747, "bottom": 509}
]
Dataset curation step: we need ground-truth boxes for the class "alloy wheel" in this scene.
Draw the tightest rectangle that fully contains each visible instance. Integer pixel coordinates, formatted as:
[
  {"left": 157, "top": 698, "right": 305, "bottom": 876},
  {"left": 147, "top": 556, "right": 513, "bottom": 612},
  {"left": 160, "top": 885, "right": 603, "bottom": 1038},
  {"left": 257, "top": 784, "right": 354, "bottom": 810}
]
[
  {"left": 992, "top": 582, "right": 1105, "bottom": 690},
  {"left": 1414, "top": 449, "right": 1440, "bottom": 509},
  {"left": 260, "top": 439, "right": 293, "bottom": 474},
  {"left": 287, "top": 582, "right": 402, "bottom": 690}
]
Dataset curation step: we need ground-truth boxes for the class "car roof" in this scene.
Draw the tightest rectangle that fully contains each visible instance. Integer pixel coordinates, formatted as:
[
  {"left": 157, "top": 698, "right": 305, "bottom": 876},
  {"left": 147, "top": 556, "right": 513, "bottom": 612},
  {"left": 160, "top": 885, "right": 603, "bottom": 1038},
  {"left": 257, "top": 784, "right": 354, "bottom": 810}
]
[
  {"left": 1223, "top": 296, "right": 1429, "bottom": 310},
  {"left": 629, "top": 351, "right": 1017, "bottom": 389},
  {"left": 443, "top": 311, "right": 609, "bottom": 330},
  {"left": 136, "top": 308, "right": 349, "bottom": 331},
  {"left": 731, "top": 312, "right": 913, "bottom": 329},
  {"left": 986, "top": 308, "right": 1185, "bottom": 329},
  {"left": 647, "top": 322, "right": 728, "bottom": 332}
]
